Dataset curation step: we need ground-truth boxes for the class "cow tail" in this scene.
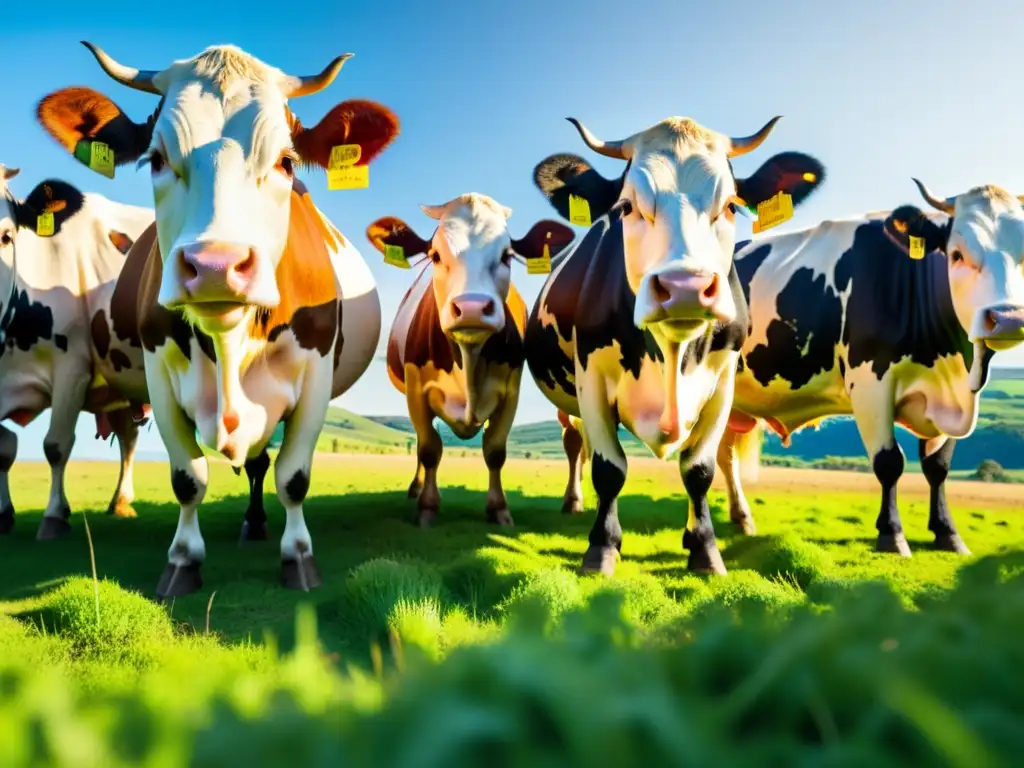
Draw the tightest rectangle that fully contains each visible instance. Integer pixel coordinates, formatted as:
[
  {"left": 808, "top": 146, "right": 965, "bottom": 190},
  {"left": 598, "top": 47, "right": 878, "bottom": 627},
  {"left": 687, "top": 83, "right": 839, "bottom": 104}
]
[{"left": 734, "top": 421, "right": 763, "bottom": 483}]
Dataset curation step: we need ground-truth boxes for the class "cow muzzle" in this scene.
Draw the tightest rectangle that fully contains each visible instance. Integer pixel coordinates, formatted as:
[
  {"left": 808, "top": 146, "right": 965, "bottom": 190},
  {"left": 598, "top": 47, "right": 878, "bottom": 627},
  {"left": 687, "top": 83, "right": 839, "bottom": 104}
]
[
  {"left": 170, "top": 241, "right": 278, "bottom": 317},
  {"left": 637, "top": 268, "right": 733, "bottom": 332},
  {"left": 442, "top": 292, "right": 505, "bottom": 344},
  {"left": 972, "top": 304, "right": 1024, "bottom": 351}
]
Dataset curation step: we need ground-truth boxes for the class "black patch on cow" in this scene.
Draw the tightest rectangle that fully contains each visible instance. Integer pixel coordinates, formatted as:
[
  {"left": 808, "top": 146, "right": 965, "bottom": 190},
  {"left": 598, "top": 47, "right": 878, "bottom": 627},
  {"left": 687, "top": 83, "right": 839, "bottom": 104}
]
[
  {"left": 0, "top": 288, "right": 54, "bottom": 360},
  {"left": 91, "top": 310, "right": 111, "bottom": 358},
  {"left": 873, "top": 443, "right": 905, "bottom": 535},
  {"left": 746, "top": 265, "right": 843, "bottom": 388},
  {"left": 478, "top": 307, "right": 526, "bottom": 369},
  {"left": 291, "top": 300, "right": 338, "bottom": 357},
  {"left": 680, "top": 266, "right": 749, "bottom": 372},
  {"left": 532, "top": 153, "right": 627, "bottom": 222},
  {"left": 43, "top": 441, "right": 63, "bottom": 466},
  {"left": 195, "top": 331, "right": 216, "bottom": 363},
  {"left": 525, "top": 306, "right": 577, "bottom": 397},
  {"left": 838, "top": 357, "right": 846, "bottom": 378},
  {"left": 332, "top": 299, "right": 345, "bottom": 373},
  {"left": 267, "top": 324, "right": 288, "bottom": 343},
  {"left": 54, "top": 334, "right": 68, "bottom": 352},
  {"left": 734, "top": 242, "right": 772, "bottom": 306},
  {"left": 589, "top": 452, "right": 625, "bottom": 552},
  {"left": 171, "top": 468, "right": 198, "bottom": 505},
  {"left": 284, "top": 469, "right": 310, "bottom": 504},
  {"left": 141, "top": 305, "right": 193, "bottom": 360},
  {"left": 110, "top": 349, "right": 131, "bottom": 371},
  {"left": 835, "top": 217, "right": 971, "bottom": 379}
]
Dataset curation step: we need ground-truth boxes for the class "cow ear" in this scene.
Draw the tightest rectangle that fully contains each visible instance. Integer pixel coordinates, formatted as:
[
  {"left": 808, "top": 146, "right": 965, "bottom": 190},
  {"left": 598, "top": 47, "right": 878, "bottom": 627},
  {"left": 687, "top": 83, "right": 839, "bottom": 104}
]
[
  {"left": 16, "top": 180, "right": 86, "bottom": 237},
  {"left": 365, "top": 216, "right": 430, "bottom": 258},
  {"left": 511, "top": 220, "right": 576, "bottom": 261},
  {"left": 888, "top": 205, "right": 950, "bottom": 256},
  {"left": 734, "top": 151, "right": 826, "bottom": 212},
  {"left": 36, "top": 87, "right": 153, "bottom": 175},
  {"left": 533, "top": 153, "right": 624, "bottom": 223},
  {"left": 293, "top": 99, "right": 400, "bottom": 171}
]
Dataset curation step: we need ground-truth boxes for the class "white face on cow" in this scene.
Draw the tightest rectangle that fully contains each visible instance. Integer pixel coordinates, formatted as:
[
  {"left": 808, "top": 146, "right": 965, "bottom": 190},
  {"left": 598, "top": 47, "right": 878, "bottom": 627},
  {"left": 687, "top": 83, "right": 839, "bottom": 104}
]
[
  {"left": 917, "top": 182, "right": 1024, "bottom": 351},
  {"left": 423, "top": 194, "right": 514, "bottom": 345},
  {"left": 142, "top": 49, "right": 299, "bottom": 332},
  {"left": 0, "top": 167, "right": 21, "bottom": 330}
]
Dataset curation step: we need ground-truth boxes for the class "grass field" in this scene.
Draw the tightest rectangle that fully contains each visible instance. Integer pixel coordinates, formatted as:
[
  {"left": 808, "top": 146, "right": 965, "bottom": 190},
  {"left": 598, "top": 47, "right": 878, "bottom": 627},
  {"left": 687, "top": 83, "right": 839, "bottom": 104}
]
[{"left": 3, "top": 454, "right": 1024, "bottom": 764}]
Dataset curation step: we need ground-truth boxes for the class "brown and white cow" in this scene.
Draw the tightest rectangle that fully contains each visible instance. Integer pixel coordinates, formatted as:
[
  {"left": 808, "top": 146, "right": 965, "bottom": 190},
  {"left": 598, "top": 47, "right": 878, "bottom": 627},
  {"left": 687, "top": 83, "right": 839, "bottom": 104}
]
[
  {"left": 0, "top": 165, "right": 153, "bottom": 539},
  {"left": 367, "top": 195, "right": 574, "bottom": 526},
  {"left": 36, "top": 42, "right": 399, "bottom": 596}
]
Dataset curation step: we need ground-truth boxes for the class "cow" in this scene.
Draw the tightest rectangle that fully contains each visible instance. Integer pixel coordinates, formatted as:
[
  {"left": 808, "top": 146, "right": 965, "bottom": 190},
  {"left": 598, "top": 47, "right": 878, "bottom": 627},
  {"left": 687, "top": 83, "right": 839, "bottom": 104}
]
[
  {"left": 716, "top": 179, "right": 1024, "bottom": 557},
  {"left": 366, "top": 195, "right": 575, "bottom": 527},
  {"left": 0, "top": 164, "right": 154, "bottom": 539},
  {"left": 35, "top": 42, "right": 399, "bottom": 596},
  {"left": 526, "top": 114, "right": 826, "bottom": 575}
]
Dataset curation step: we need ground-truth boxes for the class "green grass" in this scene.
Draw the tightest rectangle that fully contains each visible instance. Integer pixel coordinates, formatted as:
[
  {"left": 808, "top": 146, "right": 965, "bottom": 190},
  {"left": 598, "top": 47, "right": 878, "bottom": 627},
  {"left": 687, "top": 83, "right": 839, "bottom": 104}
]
[{"left": 1, "top": 455, "right": 1023, "bottom": 764}]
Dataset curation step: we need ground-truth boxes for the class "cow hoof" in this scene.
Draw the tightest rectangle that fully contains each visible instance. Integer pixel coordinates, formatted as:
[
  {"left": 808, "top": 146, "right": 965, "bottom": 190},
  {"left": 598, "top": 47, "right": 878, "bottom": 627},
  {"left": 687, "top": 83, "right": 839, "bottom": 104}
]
[
  {"left": 416, "top": 508, "right": 438, "bottom": 528},
  {"left": 156, "top": 561, "right": 203, "bottom": 598},
  {"left": 933, "top": 532, "right": 971, "bottom": 555},
  {"left": 579, "top": 546, "right": 618, "bottom": 576},
  {"left": 0, "top": 507, "right": 13, "bottom": 535},
  {"left": 281, "top": 555, "right": 322, "bottom": 591},
  {"left": 407, "top": 481, "right": 423, "bottom": 499},
  {"left": 238, "top": 519, "right": 269, "bottom": 543},
  {"left": 877, "top": 532, "right": 912, "bottom": 557},
  {"left": 732, "top": 515, "right": 757, "bottom": 536},
  {"left": 683, "top": 530, "right": 727, "bottom": 575},
  {"left": 108, "top": 498, "right": 137, "bottom": 518},
  {"left": 561, "top": 498, "right": 585, "bottom": 515},
  {"left": 36, "top": 516, "right": 71, "bottom": 541},
  {"left": 487, "top": 507, "right": 515, "bottom": 527}
]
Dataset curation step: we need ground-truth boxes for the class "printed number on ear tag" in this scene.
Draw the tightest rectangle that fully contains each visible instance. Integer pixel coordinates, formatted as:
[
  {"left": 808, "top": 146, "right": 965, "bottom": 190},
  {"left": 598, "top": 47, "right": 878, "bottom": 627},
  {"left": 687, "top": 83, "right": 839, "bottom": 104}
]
[
  {"left": 568, "top": 194, "right": 591, "bottom": 227},
  {"left": 528, "top": 237, "right": 553, "bottom": 275},
  {"left": 751, "top": 191, "right": 793, "bottom": 234},
  {"left": 384, "top": 244, "right": 410, "bottom": 269},
  {"left": 36, "top": 212, "right": 55, "bottom": 237},
  {"left": 74, "top": 141, "right": 115, "bottom": 179},
  {"left": 909, "top": 236, "right": 926, "bottom": 260},
  {"left": 327, "top": 144, "right": 368, "bottom": 190}
]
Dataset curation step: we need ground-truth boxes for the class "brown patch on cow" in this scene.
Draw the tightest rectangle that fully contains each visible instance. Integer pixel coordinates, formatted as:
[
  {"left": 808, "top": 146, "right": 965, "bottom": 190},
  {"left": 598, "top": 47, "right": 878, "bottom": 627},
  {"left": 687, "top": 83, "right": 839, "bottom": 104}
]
[
  {"left": 110, "top": 349, "right": 132, "bottom": 371},
  {"left": 332, "top": 300, "right": 345, "bottom": 371},
  {"left": 110, "top": 223, "right": 157, "bottom": 348},
  {"left": 108, "top": 230, "right": 134, "bottom": 255},
  {"left": 291, "top": 301, "right": 339, "bottom": 357},
  {"left": 386, "top": 335, "right": 404, "bottom": 390},
  {"left": 405, "top": 284, "right": 456, "bottom": 374},
  {"left": 289, "top": 100, "right": 400, "bottom": 172},
  {"left": 91, "top": 310, "right": 111, "bottom": 359}
]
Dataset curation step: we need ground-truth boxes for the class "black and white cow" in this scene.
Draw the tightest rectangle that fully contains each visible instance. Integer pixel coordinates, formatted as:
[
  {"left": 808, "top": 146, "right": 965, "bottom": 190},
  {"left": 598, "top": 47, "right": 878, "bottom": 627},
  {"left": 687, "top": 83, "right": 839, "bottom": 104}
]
[
  {"left": 0, "top": 165, "right": 154, "bottom": 538},
  {"left": 718, "top": 180, "right": 1024, "bottom": 556},
  {"left": 526, "top": 116, "right": 826, "bottom": 575}
]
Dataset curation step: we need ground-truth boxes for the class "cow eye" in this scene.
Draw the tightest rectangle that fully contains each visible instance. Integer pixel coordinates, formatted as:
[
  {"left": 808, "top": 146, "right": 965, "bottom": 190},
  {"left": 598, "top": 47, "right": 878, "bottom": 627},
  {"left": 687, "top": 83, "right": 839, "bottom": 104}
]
[
  {"left": 501, "top": 248, "right": 514, "bottom": 266},
  {"left": 276, "top": 154, "right": 296, "bottom": 178},
  {"left": 0, "top": 230, "right": 12, "bottom": 247},
  {"left": 430, "top": 250, "right": 441, "bottom": 265},
  {"left": 149, "top": 150, "right": 166, "bottom": 174},
  {"left": 951, "top": 249, "right": 964, "bottom": 264}
]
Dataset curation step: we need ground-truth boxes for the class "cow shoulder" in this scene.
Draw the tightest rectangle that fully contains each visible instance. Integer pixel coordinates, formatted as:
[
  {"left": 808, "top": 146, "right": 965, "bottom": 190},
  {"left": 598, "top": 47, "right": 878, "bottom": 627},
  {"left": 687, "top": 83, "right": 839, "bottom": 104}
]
[
  {"left": 108, "top": 222, "right": 156, "bottom": 350},
  {"left": 255, "top": 180, "right": 340, "bottom": 357}
]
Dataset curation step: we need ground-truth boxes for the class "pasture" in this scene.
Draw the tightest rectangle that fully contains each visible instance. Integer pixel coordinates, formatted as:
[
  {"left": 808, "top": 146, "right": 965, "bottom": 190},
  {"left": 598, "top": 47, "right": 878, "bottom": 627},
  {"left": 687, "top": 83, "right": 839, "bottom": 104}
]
[{"left": 2, "top": 452, "right": 1024, "bottom": 765}]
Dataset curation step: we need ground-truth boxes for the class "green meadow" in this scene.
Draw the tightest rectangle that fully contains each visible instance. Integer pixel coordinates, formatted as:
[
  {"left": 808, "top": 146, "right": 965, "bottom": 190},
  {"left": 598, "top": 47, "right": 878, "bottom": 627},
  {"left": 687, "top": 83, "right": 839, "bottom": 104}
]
[{"left": 1, "top": 452, "right": 1023, "bottom": 765}]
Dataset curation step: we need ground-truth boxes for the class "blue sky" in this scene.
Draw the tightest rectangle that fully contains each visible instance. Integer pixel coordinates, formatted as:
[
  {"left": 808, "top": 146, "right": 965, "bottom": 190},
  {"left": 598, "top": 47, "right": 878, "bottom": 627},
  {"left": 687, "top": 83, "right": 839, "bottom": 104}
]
[{"left": 4, "top": 0, "right": 1024, "bottom": 459}]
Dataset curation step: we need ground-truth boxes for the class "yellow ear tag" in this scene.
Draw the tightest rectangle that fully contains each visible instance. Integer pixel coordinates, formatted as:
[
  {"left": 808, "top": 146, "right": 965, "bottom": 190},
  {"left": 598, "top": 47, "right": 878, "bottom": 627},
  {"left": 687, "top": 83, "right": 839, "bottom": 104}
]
[
  {"left": 909, "top": 236, "right": 926, "bottom": 260},
  {"left": 528, "top": 237, "right": 553, "bottom": 275},
  {"left": 568, "top": 194, "right": 591, "bottom": 227},
  {"left": 36, "top": 212, "right": 55, "bottom": 237},
  {"left": 383, "top": 244, "right": 411, "bottom": 269},
  {"left": 751, "top": 191, "right": 794, "bottom": 234},
  {"left": 89, "top": 142, "right": 115, "bottom": 179},
  {"left": 327, "top": 144, "right": 368, "bottom": 191}
]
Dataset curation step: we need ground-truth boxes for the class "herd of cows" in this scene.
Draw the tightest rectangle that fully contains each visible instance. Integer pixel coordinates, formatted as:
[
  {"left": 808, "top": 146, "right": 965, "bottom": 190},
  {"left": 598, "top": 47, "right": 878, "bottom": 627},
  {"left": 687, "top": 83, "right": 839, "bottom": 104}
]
[{"left": 2, "top": 42, "right": 1023, "bottom": 597}]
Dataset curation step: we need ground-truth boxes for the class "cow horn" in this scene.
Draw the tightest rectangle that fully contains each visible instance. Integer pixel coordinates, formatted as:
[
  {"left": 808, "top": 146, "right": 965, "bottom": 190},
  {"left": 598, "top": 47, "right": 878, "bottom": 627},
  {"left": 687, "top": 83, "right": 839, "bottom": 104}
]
[
  {"left": 2, "top": 167, "right": 19, "bottom": 181},
  {"left": 81, "top": 41, "right": 160, "bottom": 94},
  {"left": 727, "top": 116, "right": 782, "bottom": 158},
  {"left": 912, "top": 178, "right": 956, "bottom": 215},
  {"left": 566, "top": 118, "right": 630, "bottom": 160},
  {"left": 1018, "top": 195, "right": 1024, "bottom": 206},
  {"left": 285, "top": 53, "right": 354, "bottom": 98}
]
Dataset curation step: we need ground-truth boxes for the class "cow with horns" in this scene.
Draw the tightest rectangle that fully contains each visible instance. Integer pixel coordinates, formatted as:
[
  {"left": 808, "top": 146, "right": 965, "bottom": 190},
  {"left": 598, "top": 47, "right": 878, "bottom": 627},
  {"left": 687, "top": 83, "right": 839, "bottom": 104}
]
[
  {"left": 527, "top": 114, "right": 826, "bottom": 575},
  {"left": 367, "top": 194, "right": 575, "bottom": 527},
  {"left": 719, "top": 179, "right": 1024, "bottom": 557},
  {"left": 35, "top": 42, "right": 399, "bottom": 596},
  {"left": 0, "top": 165, "right": 153, "bottom": 539}
]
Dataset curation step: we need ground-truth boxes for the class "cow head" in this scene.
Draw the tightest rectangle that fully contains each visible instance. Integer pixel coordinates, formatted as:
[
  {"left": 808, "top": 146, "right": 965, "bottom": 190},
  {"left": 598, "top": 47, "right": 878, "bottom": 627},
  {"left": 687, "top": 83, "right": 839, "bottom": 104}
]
[
  {"left": 533, "top": 117, "right": 825, "bottom": 341},
  {"left": 905, "top": 180, "right": 1024, "bottom": 351},
  {"left": 368, "top": 194, "right": 574, "bottom": 346},
  {"left": 35, "top": 43, "right": 400, "bottom": 334}
]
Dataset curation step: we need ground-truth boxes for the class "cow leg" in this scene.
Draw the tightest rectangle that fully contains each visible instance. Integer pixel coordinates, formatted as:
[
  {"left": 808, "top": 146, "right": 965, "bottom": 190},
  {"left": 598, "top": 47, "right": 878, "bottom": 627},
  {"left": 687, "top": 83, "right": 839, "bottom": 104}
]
[
  {"left": 406, "top": 375, "right": 443, "bottom": 526},
  {"left": 239, "top": 449, "right": 270, "bottom": 542},
  {"left": 106, "top": 408, "right": 138, "bottom": 518},
  {"left": 560, "top": 417, "right": 585, "bottom": 515},
  {"left": 716, "top": 428, "right": 756, "bottom": 535},
  {"left": 407, "top": 460, "right": 424, "bottom": 499},
  {"left": 481, "top": 385, "right": 519, "bottom": 527},
  {"left": 0, "top": 426, "right": 16, "bottom": 534},
  {"left": 920, "top": 437, "right": 969, "bottom": 554},
  {"left": 579, "top": 388, "right": 626, "bottom": 576},
  {"left": 37, "top": 375, "right": 90, "bottom": 540}
]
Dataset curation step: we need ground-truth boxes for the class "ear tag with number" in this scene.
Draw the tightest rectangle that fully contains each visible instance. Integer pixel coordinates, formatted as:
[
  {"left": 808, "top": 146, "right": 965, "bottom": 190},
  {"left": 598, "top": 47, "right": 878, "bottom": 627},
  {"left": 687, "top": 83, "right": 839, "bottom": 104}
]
[
  {"left": 73, "top": 140, "right": 115, "bottom": 179},
  {"left": 327, "top": 144, "right": 368, "bottom": 190},
  {"left": 568, "top": 194, "right": 591, "bottom": 227},
  {"left": 528, "top": 237, "right": 553, "bottom": 275},
  {"left": 383, "top": 244, "right": 411, "bottom": 269},
  {"left": 36, "top": 212, "right": 55, "bottom": 237},
  {"left": 909, "top": 236, "right": 926, "bottom": 260},
  {"left": 751, "top": 191, "right": 794, "bottom": 234}
]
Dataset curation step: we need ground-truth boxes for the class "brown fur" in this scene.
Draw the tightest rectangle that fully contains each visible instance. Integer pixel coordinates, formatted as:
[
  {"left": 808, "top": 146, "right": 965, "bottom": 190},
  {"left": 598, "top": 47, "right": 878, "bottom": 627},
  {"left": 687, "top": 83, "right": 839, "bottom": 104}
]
[{"left": 289, "top": 100, "right": 400, "bottom": 172}]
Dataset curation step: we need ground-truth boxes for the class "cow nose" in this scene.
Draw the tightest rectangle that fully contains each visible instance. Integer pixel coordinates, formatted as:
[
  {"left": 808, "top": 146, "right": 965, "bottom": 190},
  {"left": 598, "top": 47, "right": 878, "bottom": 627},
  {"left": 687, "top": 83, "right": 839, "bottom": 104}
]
[
  {"left": 177, "top": 241, "right": 256, "bottom": 302},
  {"left": 445, "top": 292, "right": 504, "bottom": 340},
  {"left": 981, "top": 305, "right": 1024, "bottom": 347},
  {"left": 652, "top": 269, "right": 720, "bottom": 315}
]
